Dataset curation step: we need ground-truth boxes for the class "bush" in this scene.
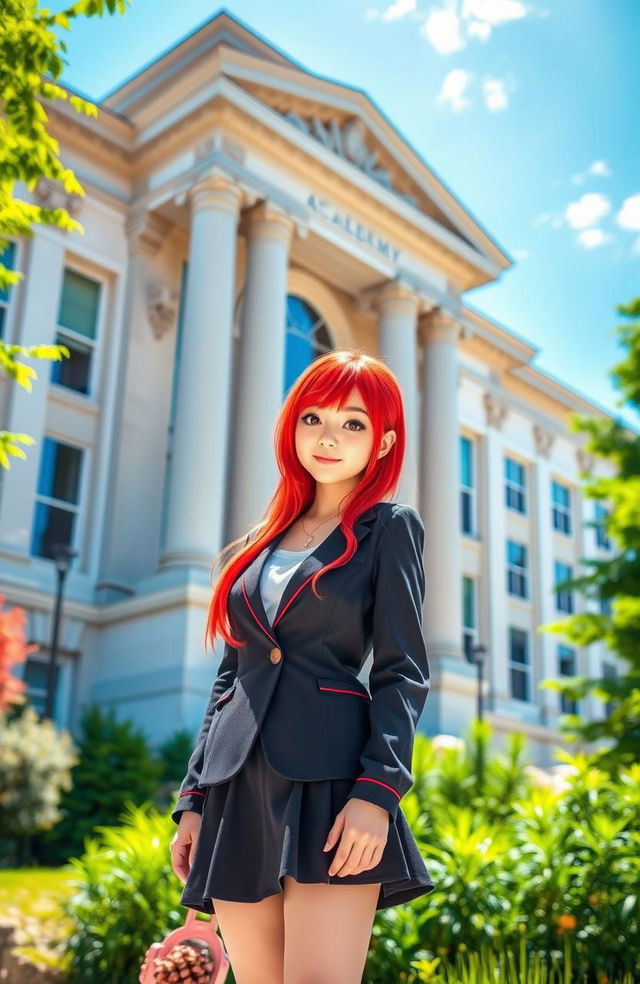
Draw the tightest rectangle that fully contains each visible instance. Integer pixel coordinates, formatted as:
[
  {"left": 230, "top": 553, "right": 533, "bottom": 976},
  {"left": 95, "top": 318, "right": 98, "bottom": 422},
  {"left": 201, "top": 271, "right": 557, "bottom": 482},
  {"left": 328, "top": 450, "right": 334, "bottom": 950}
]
[
  {"left": 0, "top": 705, "right": 78, "bottom": 866},
  {"left": 363, "top": 721, "right": 640, "bottom": 984},
  {"left": 31, "top": 704, "right": 163, "bottom": 866},
  {"left": 62, "top": 801, "right": 201, "bottom": 984}
]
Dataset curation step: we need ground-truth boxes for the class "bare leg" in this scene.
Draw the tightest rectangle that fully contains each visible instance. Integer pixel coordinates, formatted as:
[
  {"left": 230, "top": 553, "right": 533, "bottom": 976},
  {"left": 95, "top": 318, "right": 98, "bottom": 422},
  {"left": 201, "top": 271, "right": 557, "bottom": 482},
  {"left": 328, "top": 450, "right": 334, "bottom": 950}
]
[
  {"left": 282, "top": 876, "right": 380, "bottom": 984},
  {"left": 211, "top": 891, "right": 285, "bottom": 984}
]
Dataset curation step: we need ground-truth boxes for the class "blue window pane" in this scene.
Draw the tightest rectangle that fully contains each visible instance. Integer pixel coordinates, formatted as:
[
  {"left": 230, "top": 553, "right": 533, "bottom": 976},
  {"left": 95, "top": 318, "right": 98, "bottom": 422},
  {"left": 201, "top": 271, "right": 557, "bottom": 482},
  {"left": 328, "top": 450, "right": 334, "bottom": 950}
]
[
  {"left": 284, "top": 295, "right": 331, "bottom": 395},
  {"left": 31, "top": 500, "right": 76, "bottom": 559},
  {"left": 37, "top": 437, "right": 82, "bottom": 503},
  {"left": 460, "top": 436, "right": 473, "bottom": 486},
  {"left": 0, "top": 241, "right": 16, "bottom": 302},
  {"left": 58, "top": 268, "right": 100, "bottom": 339}
]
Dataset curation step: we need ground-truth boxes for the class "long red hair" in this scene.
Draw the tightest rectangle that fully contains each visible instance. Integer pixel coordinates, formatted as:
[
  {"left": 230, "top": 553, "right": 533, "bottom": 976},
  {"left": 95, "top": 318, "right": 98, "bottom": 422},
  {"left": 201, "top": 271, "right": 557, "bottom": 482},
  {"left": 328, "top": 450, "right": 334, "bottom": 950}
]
[{"left": 205, "top": 348, "right": 407, "bottom": 651}]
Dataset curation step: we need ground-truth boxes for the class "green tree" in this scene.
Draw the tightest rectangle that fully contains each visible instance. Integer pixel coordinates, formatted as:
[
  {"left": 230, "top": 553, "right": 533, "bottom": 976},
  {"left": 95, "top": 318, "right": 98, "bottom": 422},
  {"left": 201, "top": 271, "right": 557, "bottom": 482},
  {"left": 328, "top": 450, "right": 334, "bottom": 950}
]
[
  {"left": 0, "top": 0, "right": 130, "bottom": 469},
  {"left": 539, "top": 297, "right": 640, "bottom": 769}
]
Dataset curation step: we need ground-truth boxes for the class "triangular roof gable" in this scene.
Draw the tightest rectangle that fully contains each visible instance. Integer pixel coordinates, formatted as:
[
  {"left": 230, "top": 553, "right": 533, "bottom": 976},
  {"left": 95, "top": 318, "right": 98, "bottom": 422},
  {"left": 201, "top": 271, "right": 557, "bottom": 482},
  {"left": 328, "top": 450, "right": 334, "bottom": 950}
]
[{"left": 102, "top": 9, "right": 509, "bottom": 268}]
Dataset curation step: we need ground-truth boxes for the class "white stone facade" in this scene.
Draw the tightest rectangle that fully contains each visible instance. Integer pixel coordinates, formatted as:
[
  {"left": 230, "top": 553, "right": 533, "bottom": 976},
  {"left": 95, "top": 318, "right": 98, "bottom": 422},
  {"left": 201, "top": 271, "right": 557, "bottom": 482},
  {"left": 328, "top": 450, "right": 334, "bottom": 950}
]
[{"left": 0, "top": 12, "right": 619, "bottom": 765}]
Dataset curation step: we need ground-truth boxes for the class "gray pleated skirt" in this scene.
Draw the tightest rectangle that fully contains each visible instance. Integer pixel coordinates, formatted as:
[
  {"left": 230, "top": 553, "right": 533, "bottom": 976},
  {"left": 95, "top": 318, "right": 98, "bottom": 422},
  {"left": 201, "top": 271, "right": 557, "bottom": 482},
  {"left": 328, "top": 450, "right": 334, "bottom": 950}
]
[{"left": 180, "top": 732, "right": 435, "bottom": 913}]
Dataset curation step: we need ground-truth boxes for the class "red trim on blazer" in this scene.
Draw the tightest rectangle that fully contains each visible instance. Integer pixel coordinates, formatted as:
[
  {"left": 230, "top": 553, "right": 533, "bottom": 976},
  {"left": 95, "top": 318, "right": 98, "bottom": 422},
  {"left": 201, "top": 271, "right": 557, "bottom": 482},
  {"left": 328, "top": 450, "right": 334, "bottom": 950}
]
[
  {"left": 241, "top": 575, "right": 278, "bottom": 645},
  {"left": 355, "top": 777, "right": 401, "bottom": 800},
  {"left": 318, "top": 685, "right": 371, "bottom": 700},
  {"left": 272, "top": 573, "right": 317, "bottom": 627},
  {"left": 178, "top": 790, "right": 206, "bottom": 799}
]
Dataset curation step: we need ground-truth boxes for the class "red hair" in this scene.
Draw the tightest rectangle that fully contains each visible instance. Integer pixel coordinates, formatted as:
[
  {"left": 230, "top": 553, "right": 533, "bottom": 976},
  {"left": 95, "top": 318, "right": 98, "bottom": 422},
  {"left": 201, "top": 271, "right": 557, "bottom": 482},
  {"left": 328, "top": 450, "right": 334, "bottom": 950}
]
[{"left": 205, "top": 348, "right": 407, "bottom": 651}]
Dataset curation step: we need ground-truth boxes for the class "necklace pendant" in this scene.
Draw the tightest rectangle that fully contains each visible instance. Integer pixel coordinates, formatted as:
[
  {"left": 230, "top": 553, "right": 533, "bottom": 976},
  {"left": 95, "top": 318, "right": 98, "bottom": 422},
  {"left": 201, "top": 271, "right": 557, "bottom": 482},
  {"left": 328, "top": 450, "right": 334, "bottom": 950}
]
[{"left": 304, "top": 536, "right": 313, "bottom": 547}]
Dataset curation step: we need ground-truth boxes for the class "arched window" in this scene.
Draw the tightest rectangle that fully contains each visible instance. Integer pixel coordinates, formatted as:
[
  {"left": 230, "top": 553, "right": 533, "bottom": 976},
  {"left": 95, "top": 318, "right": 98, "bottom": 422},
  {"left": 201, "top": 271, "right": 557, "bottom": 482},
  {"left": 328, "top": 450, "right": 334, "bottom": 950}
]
[{"left": 284, "top": 295, "right": 332, "bottom": 394}]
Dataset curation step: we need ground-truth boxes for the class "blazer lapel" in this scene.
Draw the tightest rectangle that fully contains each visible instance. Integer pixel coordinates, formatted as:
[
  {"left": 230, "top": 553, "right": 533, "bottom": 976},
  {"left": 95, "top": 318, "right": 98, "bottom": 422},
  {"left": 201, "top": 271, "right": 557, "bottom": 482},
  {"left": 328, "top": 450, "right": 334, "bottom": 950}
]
[{"left": 240, "top": 504, "right": 379, "bottom": 644}]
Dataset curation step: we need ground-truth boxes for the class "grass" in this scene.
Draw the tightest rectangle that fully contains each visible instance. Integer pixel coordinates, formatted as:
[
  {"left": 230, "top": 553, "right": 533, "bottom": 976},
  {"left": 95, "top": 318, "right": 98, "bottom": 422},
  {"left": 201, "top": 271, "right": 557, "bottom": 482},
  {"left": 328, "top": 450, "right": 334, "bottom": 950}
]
[{"left": 0, "top": 866, "right": 76, "bottom": 972}]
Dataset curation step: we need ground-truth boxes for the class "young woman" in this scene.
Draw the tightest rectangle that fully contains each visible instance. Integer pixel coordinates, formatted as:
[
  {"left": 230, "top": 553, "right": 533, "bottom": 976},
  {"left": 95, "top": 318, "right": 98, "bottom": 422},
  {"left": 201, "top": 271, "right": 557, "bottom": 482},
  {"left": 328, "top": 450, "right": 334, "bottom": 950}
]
[{"left": 170, "top": 348, "right": 434, "bottom": 983}]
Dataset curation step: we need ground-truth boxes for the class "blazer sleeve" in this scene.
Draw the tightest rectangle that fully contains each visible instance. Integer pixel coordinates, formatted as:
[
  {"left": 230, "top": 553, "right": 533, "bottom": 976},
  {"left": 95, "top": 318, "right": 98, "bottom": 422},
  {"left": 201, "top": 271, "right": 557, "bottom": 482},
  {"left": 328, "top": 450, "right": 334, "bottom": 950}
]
[
  {"left": 171, "top": 640, "right": 239, "bottom": 825},
  {"left": 345, "top": 503, "right": 430, "bottom": 821}
]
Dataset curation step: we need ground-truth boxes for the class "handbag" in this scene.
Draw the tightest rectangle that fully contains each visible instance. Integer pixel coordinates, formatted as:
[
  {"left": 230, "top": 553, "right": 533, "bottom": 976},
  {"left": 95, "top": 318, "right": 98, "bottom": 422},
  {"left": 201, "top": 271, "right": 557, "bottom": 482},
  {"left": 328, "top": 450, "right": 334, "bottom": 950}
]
[{"left": 139, "top": 908, "right": 230, "bottom": 984}]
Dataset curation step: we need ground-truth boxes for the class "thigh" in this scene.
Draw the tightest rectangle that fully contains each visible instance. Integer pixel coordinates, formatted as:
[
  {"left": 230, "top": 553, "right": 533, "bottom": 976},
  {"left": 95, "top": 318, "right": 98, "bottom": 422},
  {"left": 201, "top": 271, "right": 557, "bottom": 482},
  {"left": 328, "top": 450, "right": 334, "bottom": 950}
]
[
  {"left": 212, "top": 891, "right": 285, "bottom": 984},
  {"left": 282, "top": 876, "right": 380, "bottom": 984}
]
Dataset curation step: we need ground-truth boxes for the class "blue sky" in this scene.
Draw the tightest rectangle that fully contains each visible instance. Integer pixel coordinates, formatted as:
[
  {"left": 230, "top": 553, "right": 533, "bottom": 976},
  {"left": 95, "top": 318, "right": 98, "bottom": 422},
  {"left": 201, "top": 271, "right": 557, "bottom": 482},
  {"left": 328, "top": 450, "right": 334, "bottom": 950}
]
[{"left": 53, "top": 0, "right": 640, "bottom": 428}]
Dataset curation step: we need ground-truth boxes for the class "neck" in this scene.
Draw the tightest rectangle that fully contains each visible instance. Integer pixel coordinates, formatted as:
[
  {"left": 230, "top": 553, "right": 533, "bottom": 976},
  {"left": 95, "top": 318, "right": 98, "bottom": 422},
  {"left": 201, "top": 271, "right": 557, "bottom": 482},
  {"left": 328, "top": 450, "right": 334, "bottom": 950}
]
[{"left": 305, "top": 479, "right": 361, "bottom": 521}]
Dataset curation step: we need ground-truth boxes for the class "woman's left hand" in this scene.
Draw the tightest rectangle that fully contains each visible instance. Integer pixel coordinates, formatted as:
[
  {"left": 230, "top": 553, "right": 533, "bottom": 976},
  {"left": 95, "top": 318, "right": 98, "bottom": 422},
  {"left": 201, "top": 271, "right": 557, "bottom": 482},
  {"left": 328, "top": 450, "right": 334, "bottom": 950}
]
[{"left": 323, "top": 798, "right": 389, "bottom": 876}]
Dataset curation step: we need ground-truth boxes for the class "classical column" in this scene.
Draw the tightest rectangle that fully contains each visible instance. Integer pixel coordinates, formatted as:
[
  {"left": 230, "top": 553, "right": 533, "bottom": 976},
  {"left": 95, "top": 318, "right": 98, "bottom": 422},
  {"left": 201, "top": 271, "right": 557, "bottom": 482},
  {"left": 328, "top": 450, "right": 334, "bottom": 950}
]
[
  {"left": 228, "top": 200, "right": 294, "bottom": 536},
  {"left": 531, "top": 425, "right": 558, "bottom": 723},
  {"left": 376, "top": 280, "right": 420, "bottom": 508},
  {"left": 161, "top": 174, "right": 243, "bottom": 569},
  {"left": 0, "top": 228, "right": 65, "bottom": 556},
  {"left": 483, "top": 394, "right": 509, "bottom": 708},
  {"left": 420, "top": 308, "right": 463, "bottom": 665}
]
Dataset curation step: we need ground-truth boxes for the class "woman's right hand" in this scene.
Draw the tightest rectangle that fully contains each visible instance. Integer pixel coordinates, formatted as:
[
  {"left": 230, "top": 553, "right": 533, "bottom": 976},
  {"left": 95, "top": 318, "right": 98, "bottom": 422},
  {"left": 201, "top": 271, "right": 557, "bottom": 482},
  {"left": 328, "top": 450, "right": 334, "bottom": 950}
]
[{"left": 170, "top": 811, "right": 202, "bottom": 884}]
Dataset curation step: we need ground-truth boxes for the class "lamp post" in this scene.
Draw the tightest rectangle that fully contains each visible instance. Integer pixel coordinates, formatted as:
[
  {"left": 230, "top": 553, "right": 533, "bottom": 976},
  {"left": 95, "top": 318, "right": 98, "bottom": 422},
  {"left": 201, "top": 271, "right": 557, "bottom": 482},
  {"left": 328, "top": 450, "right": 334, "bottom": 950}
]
[
  {"left": 44, "top": 542, "right": 77, "bottom": 721},
  {"left": 468, "top": 643, "right": 487, "bottom": 721}
]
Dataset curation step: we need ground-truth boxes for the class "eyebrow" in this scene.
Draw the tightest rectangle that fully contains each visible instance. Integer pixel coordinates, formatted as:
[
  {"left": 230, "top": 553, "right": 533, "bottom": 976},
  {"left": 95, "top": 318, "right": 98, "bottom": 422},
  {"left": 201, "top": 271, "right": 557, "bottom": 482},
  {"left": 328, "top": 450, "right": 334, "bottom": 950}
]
[{"left": 306, "top": 404, "right": 370, "bottom": 418}]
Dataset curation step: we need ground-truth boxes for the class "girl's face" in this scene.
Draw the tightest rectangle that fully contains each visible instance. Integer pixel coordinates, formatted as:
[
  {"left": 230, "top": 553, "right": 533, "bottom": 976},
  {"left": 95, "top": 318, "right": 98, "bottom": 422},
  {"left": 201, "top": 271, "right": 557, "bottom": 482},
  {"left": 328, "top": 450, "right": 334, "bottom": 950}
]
[{"left": 294, "top": 386, "right": 391, "bottom": 486}]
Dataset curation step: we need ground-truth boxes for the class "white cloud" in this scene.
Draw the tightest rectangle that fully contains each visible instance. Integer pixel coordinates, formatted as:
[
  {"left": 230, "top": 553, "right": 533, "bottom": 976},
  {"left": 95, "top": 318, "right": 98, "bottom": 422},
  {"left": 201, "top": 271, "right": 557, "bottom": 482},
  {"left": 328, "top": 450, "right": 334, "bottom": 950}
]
[
  {"left": 420, "top": 2, "right": 465, "bottom": 54},
  {"left": 462, "top": 0, "right": 528, "bottom": 27},
  {"left": 482, "top": 76, "right": 509, "bottom": 111},
  {"left": 576, "top": 228, "right": 613, "bottom": 249},
  {"left": 418, "top": 0, "right": 532, "bottom": 54},
  {"left": 382, "top": 0, "right": 417, "bottom": 19},
  {"left": 616, "top": 193, "right": 640, "bottom": 232},
  {"left": 570, "top": 159, "right": 613, "bottom": 185},
  {"left": 564, "top": 192, "right": 611, "bottom": 229},
  {"left": 436, "top": 68, "right": 474, "bottom": 111},
  {"left": 532, "top": 211, "right": 564, "bottom": 230},
  {"left": 512, "top": 248, "right": 529, "bottom": 260}
]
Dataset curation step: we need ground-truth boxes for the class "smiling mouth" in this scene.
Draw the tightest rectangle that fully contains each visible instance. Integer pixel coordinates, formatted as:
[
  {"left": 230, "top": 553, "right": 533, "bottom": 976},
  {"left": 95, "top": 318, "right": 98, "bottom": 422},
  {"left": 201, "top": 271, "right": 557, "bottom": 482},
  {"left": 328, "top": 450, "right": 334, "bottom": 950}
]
[{"left": 313, "top": 455, "right": 341, "bottom": 462}]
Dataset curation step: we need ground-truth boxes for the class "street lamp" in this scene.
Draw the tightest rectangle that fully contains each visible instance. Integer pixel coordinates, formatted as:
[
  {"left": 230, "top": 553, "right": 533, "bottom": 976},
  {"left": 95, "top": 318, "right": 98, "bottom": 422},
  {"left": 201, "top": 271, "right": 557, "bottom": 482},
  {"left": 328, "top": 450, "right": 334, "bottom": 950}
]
[
  {"left": 468, "top": 643, "right": 487, "bottom": 721},
  {"left": 44, "top": 542, "right": 78, "bottom": 721}
]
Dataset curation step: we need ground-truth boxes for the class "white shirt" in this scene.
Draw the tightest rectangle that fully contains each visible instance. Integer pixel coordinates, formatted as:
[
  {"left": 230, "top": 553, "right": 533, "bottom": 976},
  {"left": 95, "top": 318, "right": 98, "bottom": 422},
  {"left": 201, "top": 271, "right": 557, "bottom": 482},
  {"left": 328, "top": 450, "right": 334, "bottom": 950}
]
[{"left": 259, "top": 544, "right": 316, "bottom": 624}]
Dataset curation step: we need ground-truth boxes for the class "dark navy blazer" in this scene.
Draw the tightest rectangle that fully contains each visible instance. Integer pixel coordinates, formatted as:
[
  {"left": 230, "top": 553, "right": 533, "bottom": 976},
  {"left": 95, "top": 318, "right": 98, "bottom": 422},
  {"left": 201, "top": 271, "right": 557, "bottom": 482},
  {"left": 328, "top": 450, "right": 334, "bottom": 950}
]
[{"left": 172, "top": 501, "right": 429, "bottom": 825}]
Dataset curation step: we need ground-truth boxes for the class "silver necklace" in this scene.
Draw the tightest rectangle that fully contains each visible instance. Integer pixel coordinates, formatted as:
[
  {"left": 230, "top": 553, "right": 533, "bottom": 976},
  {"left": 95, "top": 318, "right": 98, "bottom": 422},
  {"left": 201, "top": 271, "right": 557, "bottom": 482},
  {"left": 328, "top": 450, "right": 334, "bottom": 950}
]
[{"left": 300, "top": 511, "right": 341, "bottom": 547}]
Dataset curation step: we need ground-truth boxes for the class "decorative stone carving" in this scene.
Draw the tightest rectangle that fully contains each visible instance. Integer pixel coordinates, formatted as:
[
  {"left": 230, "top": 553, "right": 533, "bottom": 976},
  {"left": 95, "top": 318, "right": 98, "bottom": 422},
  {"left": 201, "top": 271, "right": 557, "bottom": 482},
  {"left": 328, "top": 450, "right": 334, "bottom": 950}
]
[
  {"left": 483, "top": 391, "right": 508, "bottom": 429},
  {"left": 34, "top": 177, "right": 83, "bottom": 217},
  {"left": 576, "top": 447, "right": 594, "bottom": 474},
  {"left": 533, "top": 424, "right": 555, "bottom": 458},
  {"left": 282, "top": 112, "right": 419, "bottom": 208},
  {"left": 126, "top": 210, "right": 173, "bottom": 257},
  {"left": 147, "top": 283, "right": 179, "bottom": 340}
]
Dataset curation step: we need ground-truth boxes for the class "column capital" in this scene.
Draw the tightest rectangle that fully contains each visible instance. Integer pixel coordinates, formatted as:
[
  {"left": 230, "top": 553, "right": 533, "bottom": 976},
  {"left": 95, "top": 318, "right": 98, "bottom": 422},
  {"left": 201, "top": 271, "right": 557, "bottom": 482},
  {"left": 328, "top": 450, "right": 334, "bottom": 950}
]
[
  {"left": 357, "top": 276, "right": 422, "bottom": 316},
  {"left": 239, "top": 198, "right": 295, "bottom": 247},
  {"left": 187, "top": 171, "right": 244, "bottom": 216},
  {"left": 420, "top": 306, "right": 462, "bottom": 343}
]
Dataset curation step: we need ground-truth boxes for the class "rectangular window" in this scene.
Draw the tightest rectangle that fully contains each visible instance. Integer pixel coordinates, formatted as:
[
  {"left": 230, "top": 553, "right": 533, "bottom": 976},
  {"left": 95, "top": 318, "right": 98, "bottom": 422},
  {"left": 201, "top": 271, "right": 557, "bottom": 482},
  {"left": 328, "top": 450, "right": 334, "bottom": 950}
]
[
  {"left": 0, "top": 240, "right": 16, "bottom": 339},
  {"left": 602, "top": 661, "right": 617, "bottom": 717},
  {"left": 599, "top": 592, "right": 613, "bottom": 616},
  {"left": 31, "top": 437, "right": 83, "bottom": 560},
  {"left": 460, "top": 435, "right": 475, "bottom": 535},
  {"left": 558, "top": 644, "right": 578, "bottom": 714},
  {"left": 505, "top": 456, "right": 527, "bottom": 513},
  {"left": 552, "top": 479, "right": 572, "bottom": 535},
  {"left": 508, "top": 626, "right": 530, "bottom": 701},
  {"left": 51, "top": 267, "right": 101, "bottom": 395},
  {"left": 12, "top": 648, "right": 74, "bottom": 727},
  {"left": 554, "top": 560, "right": 574, "bottom": 613},
  {"left": 594, "top": 502, "right": 611, "bottom": 550},
  {"left": 462, "top": 575, "right": 478, "bottom": 661},
  {"left": 507, "top": 539, "right": 528, "bottom": 598}
]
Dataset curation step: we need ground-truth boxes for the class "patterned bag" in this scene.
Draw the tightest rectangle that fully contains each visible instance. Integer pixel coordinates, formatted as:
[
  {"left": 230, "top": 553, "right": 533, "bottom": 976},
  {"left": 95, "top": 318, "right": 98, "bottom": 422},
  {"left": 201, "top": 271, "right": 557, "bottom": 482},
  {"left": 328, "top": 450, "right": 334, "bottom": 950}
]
[{"left": 139, "top": 908, "right": 230, "bottom": 984}]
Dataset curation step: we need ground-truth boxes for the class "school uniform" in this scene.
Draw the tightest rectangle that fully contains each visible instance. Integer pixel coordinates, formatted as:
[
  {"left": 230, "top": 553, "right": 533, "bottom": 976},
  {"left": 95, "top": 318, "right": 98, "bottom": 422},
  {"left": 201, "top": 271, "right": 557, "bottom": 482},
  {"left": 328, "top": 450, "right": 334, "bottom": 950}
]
[{"left": 173, "top": 501, "right": 435, "bottom": 911}]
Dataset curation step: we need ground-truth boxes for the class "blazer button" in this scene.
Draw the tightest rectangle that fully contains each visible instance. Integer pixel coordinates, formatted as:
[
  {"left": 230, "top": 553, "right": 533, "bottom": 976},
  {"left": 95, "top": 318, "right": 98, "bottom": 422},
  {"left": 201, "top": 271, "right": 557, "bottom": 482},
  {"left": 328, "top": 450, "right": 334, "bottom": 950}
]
[{"left": 269, "top": 646, "right": 282, "bottom": 664}]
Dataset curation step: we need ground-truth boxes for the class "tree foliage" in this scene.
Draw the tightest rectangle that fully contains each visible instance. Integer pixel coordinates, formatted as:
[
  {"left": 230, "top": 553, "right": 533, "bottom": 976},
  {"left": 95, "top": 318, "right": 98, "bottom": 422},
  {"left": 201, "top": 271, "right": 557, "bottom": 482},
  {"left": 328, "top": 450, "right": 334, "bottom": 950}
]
[
  {"left": 0, "top": 0, "right": 130, "bottom": 467},
  {"left": 539, "top": 298, "right": 640, "bottom": 768}
]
